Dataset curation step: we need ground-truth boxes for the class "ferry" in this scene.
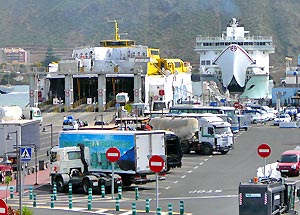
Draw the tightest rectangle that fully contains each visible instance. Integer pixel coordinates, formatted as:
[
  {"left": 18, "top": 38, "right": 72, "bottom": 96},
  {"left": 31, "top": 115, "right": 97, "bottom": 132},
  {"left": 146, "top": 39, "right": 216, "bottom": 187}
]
[
  {"left": 36, "top": 20, "right": 192, "bottom": 111},
  {"left": 194, "top": 18, "right": 275, "bottom": 102}
]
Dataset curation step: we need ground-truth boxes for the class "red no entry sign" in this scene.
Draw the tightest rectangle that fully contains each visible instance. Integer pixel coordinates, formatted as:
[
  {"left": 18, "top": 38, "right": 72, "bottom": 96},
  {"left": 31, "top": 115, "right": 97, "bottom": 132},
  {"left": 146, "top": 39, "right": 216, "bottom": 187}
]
[
  {"left": 257, "top": 143, "right": 271, "bottom": 158},
  {"left": 0, "top": 199, "right": 8, "bottom": 215},
  {"left": 149, "top": 155, "right": 164, "bottom": 173},
  {"left": 233, "top": 102, "right": 240, "bottom": 109},
  {"left": 106, "top": 147, "right": 121, "bottom": 162}
]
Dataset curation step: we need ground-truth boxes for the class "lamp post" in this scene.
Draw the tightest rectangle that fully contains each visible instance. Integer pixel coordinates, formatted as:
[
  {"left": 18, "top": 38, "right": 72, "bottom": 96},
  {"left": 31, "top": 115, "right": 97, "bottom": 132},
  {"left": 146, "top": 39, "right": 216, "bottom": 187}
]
[
  {"left": 6, "top": 131, "right": 22, "bottom": 215},
  {"left": 33, "top": 145, "right": 38, "bottom": 185},
  {"left": 42, "top": 123, "right": 53, "bottom": 149}
]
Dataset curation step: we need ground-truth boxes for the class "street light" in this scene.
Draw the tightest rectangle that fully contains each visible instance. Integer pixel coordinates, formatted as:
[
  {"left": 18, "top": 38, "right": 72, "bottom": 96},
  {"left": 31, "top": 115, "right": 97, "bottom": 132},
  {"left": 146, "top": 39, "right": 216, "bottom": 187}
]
[
  {"left": 6, "top": 131, "right": 22, "bottom": 215},
  {"left": 42, "top": 123, "right": 53, "bottom": 149}
]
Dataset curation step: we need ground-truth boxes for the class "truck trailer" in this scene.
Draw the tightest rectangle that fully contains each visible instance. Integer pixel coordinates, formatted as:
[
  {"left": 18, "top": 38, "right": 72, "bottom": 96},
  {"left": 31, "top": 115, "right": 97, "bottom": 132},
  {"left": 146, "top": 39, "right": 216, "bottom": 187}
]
[
  {"left": 50, "top": 130, "right": 167, "bottom": 193},
  {"left": 150, "top": 115, "right": 234, "bottom": 155}
]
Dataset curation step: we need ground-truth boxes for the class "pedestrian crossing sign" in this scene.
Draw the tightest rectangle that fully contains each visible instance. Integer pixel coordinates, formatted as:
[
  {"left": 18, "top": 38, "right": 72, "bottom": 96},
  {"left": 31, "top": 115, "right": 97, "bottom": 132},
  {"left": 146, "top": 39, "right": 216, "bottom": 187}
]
[{"left": 20, "top": 147, "right": 32, "bottom": 162}]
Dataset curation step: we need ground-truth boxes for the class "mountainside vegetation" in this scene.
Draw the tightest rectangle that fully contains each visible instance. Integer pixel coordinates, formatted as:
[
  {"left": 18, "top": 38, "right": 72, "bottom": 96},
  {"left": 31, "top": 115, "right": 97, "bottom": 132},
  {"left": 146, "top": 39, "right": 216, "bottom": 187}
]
[{"left": 1, "top": 0, "right": 300, "bottom": 82}]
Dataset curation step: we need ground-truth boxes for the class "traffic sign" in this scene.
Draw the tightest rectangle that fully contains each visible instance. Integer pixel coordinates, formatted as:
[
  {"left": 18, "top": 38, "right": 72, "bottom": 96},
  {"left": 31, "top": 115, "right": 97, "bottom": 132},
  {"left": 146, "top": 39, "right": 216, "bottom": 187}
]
[
  {"left": 257, "top": 143, "right": 271, "bottom": 158},
  {"left": 20, "top": 147, "right": 32, "bottom": 162},
  {"left": 149, "top": 155, "right": 164, "bottom": 173},
  {"left": 0, "top": 198, "right": 8, "bottom": 215},
  {"left": 233, "top": 102, "right": 240, "bottom": 109},
  {"left": 106, "top": 147, "right": 121, "bottom": 162}
]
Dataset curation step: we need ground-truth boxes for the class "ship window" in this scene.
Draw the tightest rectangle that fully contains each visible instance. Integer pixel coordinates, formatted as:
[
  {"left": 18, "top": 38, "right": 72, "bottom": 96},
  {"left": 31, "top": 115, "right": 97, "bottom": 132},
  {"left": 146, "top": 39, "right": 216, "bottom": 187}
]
[
  {"left": 225, "top": 42, "right": 230, "bottom": 46},
  {"left": 215, "top": 52, "right": 218, "bottom": 55},
  {"left": 206, "top": 60, "right": 210, "bottom": 65},
  {"left": 201, "top": 60, "right": 205, "bottom": 65},
  {"left": 220, "top": 42, "right": 224, "bottom": 46},
  {"left": 142, "top": 52, "right": 146, "bottom": 56},
  {"left": 238, "top": 42, "right": 243, "bottom": 45},
  {"left": 245, "top": 42, "right": 248, "bottom": 45}
]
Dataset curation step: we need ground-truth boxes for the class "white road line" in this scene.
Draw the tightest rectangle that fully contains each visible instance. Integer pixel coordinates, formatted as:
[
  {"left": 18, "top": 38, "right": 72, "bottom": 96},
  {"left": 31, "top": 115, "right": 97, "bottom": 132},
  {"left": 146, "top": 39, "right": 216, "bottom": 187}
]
[
  {"left": 174, "top": 180, "right": 178, "bottom": 184},
  {"left": 199, "top": 162, "right": 204, "bottom": 165},
  {"left": 194, "top": 166, "right": 199, "bottom": 169},
  {"left": 165, "top": 186, "right": 171, "bottom": 190},
  {"left": 181, "top": 175, "right": 186, "bottom": 179},
  {"left": 188, "top": 170, "right": 192, "bottom": 173}
]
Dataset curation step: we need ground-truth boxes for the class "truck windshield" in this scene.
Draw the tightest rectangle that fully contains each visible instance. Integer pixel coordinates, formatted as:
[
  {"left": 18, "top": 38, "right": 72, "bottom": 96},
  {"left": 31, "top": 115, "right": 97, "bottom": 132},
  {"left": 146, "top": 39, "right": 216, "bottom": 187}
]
[
  {"left": 215, "top": 127, "right": 231, "bottom": 135},
  {"left": 68, "top": 151, "right": 81, "bottom": 160},
  {"left": 281, "top": 154, "right": 298, "bottom": 163}
]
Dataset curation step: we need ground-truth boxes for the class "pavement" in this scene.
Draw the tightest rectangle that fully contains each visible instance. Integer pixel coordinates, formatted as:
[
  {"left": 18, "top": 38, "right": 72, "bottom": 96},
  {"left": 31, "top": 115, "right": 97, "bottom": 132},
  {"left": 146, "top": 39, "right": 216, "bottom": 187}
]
[{"left": 0, "top": 167, "right": 50, "bottom": 199}]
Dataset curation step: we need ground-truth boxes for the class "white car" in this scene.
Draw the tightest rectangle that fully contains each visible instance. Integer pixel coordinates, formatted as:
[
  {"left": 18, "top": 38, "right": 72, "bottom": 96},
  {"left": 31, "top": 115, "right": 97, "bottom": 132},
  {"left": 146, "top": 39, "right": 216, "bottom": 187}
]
[{"left": 273, "top": 114, "right": 292, "bottom": 126}]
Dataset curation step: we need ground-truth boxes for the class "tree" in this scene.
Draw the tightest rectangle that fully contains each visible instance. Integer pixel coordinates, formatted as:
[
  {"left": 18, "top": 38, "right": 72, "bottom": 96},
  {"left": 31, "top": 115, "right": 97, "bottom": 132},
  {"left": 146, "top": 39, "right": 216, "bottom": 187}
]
[
  {"left": 4, "top": 175, "right": 12, "bottom": 203},
  {"left": 42, "top": 47, "right": 60, "bottom": 67}
]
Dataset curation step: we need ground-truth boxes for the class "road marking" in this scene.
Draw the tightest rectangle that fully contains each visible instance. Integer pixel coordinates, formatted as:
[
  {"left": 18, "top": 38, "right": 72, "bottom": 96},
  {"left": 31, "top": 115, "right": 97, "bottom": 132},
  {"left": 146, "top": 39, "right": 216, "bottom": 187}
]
[
  {"left": 174, "top": 180, "right": 178, "bottom": 184},
  {"left": 181, "top": 175, "right": 186, "bottom": 179},
  {"left": 165, "top": 186, "right": 171, "bottom": 190},
  {"left": 188, "top": 170, "right": 192, "bottom": 173},
  {"left": 194, "top": 166, "right": 199, "bottom": 169},
  {"left": 159, "top": 194, "right": 238, "bottom": 200},
  {"left": 200, "top": 162, "right": 204, "bottom": 165}
]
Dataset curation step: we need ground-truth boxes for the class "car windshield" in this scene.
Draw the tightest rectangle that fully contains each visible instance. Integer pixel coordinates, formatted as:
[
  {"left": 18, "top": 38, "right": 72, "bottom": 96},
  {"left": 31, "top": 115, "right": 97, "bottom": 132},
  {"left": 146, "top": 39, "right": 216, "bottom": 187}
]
[{"left": 280, "top": 154, "right": 298, "bottom": 163}]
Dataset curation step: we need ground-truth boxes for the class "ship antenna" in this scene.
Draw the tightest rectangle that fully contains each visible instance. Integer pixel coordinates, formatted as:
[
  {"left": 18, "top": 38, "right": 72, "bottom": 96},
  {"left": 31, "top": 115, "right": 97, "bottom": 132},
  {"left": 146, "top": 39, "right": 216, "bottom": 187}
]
[{"left": 107, "top": 19, "right": 123, "bottom": 41}]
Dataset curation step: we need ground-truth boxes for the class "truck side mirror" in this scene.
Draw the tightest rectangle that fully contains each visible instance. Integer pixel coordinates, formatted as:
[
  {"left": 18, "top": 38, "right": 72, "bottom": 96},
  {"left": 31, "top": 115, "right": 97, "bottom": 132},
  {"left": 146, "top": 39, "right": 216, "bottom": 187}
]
[{"left": 297, "top": 189, "right": 300, "bottom": 198}]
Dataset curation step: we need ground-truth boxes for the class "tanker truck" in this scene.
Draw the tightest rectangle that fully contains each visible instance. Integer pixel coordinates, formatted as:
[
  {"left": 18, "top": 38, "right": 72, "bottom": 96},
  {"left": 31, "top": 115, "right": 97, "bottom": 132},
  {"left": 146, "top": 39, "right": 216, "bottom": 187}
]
[
  {"left": 149, "top": 115, "right": 234, "bottom": 155},
  {"left": 0, "top": 105, "right": 23, "bottom": 122}
]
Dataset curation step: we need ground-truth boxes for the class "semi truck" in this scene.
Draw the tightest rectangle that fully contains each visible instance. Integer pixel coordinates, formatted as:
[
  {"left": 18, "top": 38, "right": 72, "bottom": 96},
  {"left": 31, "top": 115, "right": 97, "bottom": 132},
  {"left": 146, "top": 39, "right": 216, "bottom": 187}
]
[
  {"left": 149, "top": 115, "right": 234, "bottom": 155},
  {"left": 239, "top": 177, "right": 300, "bottom": 215},
  {"left": 50, "top": 130, "right": 168, "bottom": 193}
]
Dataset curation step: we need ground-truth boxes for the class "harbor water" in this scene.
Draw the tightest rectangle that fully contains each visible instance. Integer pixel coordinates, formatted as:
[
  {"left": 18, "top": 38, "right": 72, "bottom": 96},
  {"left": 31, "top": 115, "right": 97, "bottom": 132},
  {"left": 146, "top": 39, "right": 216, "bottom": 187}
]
[{"left": 0, "top": 85, "right": 29, "bottom": 108}]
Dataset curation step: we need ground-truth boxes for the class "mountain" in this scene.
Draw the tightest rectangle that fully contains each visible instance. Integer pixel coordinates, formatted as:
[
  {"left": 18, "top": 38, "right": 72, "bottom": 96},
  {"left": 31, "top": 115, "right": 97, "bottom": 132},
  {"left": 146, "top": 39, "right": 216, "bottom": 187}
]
[{"left": 0, "top": 0, "right": 299, "bottom": 83}]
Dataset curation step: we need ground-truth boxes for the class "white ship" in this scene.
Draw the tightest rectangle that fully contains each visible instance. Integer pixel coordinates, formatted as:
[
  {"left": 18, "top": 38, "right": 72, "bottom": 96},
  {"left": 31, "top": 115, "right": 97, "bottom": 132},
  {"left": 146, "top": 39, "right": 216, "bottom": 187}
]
[{"left": 194, "top": 18, "right": 275, "bottom": 101}]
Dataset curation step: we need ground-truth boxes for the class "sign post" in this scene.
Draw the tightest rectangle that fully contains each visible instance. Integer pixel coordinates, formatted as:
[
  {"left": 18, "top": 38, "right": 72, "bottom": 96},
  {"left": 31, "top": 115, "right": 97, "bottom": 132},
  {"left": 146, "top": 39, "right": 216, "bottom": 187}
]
[
  {"left": 257, "top": 143, "right": 271, "bottom": 178},
  {"left": 149, "top": 155, "right": 165, "bottom": 210},
  {"left": 106, "top": 147, "right": 121, "bottom": 200}
]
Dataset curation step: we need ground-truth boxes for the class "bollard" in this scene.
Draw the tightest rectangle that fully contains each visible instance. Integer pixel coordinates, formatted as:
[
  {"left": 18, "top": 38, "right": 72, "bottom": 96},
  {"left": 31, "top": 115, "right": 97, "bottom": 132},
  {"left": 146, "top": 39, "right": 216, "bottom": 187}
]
[
  {"left": 68, "top": 183, "right": 72, "bottom": 195},
  {"left": 53, "top": 183, "right": 57, "bottom": 201},
  {"left": 29, "top": 186, "right": 33, "bottom": 200},
  {"left": 132, "top": 202, "right": 137, "bottom": 215},
  {"left": 180, "top": 200, "right": 184, "bottom": 215},
  {"left": 88, "top": 196, "right": 92, "bottom": 210},
  {"left": 118, "top": 186, "right": 122, "bottom": 199},
  {"left": 69, "top": 194, "right": 72, "bottom": 209},
  {"left": 156, "top": 207, "right": 162, "bottom": 215},
  {"left": 33, "top": 193, "right": 37, "bottom": 207},
  {"left": 88, "top": 188, "right": 92, "bottom": 200},
  {"left": 51, "top": 194, "right": 54, "bottom": 208},
  {"left": 9, "top": 186, "right": 14, "bottom": 199},
  {"left": 145, "top": 198, "right": 150, "bottom": 213},
  {"left": 135, "top": 187, "right": 139, "bottom": 200},
  {"left": 101, "top": 185, "right": 105, "bottom": 198},
  {"left": 116, "top": 197, "right": 120, "bottom": 211},
  {"left": 168, "top": 203, "right": 173, "bottom": 215}
]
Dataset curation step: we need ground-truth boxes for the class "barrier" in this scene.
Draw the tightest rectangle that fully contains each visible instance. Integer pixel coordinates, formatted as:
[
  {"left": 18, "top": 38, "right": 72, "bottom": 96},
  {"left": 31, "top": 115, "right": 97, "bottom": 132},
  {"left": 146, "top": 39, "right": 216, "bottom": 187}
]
[
  {"left": 180, "top": 200, "right": 184, "bottom": 215},
  {"left": 33, "top": 193, "right": 37, "bottom": 207},
  {"left": 116, "top": 197, "right": 120, "bottom": 211},
  {"left": 168, "top": 203, "right": 173, "bottom": 215},
  {"left": 118, "top": 186, "right": 122, "bottom": 199},
  {"left": 145, "top": 198, "right": 150, "bottom": 213},
  {"left": 9, "top": 186, "right": 14, "bottom": 199}
]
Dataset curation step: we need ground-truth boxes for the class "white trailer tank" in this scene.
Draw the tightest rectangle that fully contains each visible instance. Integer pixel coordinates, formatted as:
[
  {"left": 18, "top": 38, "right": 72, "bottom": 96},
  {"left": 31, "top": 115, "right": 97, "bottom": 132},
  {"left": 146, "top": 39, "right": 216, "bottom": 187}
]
[{"left": 149, "top": 117, "right": 198, "bottom": 140}]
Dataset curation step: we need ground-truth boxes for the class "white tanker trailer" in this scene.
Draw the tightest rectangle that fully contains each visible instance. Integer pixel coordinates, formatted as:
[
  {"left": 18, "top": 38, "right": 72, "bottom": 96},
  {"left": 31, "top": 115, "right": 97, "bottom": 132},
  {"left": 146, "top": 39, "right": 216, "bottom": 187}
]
[
  {"left": 149, "top": 116, "right": 234, "bottom": 155},
  {"left": 0, "top": 105, "right": 23, "bottom": 122}
]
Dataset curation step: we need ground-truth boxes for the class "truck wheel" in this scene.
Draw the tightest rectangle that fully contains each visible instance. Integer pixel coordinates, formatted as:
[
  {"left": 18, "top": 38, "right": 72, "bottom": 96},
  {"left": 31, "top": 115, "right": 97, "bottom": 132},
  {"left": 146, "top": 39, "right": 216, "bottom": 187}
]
[
  {"left": 82, "top": 179, "right": 91, "bottom": 194},
  {"left": 220, "top": 150, "right": 229, "bottom": 155},
  {"left": 181, "top": 141, "right": 190, "bottom": 154},
  {"left": 202, "top": 144, "right": 213, "bottom": 155},
  {"left": 56, "top": 177, "right": 67, "bottom": 193},
  {"left": 121, "top": 176, "right": 132, "bottom": 187}
]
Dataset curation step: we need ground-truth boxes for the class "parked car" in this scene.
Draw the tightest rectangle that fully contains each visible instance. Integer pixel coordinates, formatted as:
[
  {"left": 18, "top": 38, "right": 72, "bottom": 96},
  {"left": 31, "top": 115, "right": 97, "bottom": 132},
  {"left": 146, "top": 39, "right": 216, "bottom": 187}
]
[
  {"left": 277, "top": 150, "right": 300, "bottom": 176},
  {"left": 273, "top": 114, "right": 292, "bottom": 126}
]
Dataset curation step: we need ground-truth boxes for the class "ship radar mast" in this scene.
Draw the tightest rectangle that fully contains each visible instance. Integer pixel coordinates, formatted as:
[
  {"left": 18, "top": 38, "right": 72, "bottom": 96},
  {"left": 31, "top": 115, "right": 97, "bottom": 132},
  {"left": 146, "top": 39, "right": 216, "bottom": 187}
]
[
  {"left": 100, "top": 19, "right": 134, "bottom": 47},
  {"left": 230, "top": 18, "right": 239, "bottom": 40}
]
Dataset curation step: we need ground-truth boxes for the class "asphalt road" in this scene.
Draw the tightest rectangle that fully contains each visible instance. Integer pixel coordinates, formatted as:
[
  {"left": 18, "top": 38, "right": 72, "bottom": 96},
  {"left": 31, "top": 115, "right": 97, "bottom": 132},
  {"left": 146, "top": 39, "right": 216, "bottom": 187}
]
[{"left": 8, "top": 117, "right": 300, "bottom": 215}]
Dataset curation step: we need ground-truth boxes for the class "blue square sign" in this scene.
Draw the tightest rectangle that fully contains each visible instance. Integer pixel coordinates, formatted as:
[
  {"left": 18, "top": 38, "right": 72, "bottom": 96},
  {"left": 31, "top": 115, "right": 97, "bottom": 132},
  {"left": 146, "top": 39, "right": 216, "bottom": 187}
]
[{"left": 20, "top": 147, "right": 32, "bottom": 162}]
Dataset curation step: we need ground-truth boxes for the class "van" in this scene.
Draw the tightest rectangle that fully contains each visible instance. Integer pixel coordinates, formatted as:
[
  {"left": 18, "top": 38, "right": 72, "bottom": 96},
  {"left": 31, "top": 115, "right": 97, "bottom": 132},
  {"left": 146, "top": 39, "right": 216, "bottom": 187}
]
[
  {"left": 22, "top": 107, "right": 43, "bottom": 125},
  {"left": 277, "top": 150, "right": 300, "bottom": 176}
]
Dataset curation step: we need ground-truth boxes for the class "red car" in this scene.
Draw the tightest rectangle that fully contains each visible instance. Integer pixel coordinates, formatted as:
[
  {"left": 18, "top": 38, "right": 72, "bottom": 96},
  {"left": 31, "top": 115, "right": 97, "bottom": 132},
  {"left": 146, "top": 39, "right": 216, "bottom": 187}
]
[{"left": 277, "top": 150, "right": 300, "bottom": 176}]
